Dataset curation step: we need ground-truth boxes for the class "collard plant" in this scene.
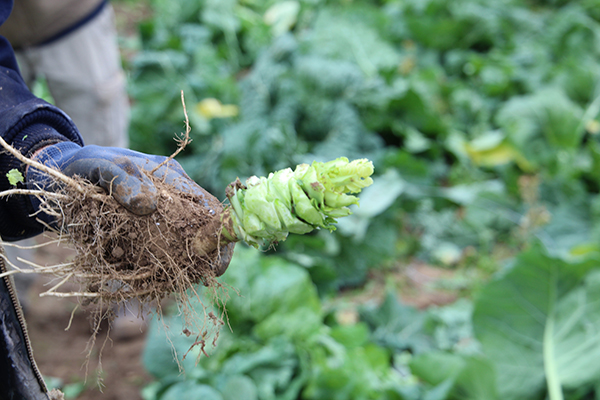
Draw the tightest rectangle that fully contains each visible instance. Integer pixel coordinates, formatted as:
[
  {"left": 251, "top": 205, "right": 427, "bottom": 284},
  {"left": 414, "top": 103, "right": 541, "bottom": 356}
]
[
  {"left": 128, "top": 0, "right": 600, "bottom": 291},
  {"left": 472, "top": 244, "right": 600, "bottom": 400},
  {"left": 0, "top": 131, "right": 373, "bottom": 304},
  {"left": 397, "top": 244, "right": 600, "bottom": 400}
]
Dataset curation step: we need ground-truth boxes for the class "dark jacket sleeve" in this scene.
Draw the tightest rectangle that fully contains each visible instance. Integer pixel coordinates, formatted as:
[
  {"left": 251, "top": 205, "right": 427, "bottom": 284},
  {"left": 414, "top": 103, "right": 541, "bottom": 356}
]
[{"left": 0, "top": 0, "right": 84, "bottom": 240}]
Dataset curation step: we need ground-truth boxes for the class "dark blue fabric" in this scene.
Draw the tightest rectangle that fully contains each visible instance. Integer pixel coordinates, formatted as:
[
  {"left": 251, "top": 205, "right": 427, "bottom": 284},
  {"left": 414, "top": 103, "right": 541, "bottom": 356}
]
[{"left": 29, "top": 142, "right": 215, "bottom": 217}]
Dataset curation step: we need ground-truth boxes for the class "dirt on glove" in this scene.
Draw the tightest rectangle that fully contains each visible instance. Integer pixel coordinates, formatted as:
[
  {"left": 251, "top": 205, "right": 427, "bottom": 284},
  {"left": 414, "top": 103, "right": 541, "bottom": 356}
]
[{"left": 51, "top": 176, "right": 230, "bottom": 306}]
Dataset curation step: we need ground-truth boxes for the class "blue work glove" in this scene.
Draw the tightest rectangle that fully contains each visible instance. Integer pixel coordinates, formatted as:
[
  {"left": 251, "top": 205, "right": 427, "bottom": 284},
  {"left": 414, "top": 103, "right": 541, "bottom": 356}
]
[
  {"left": 29, "top": 141, "right": 205, "bottom": 215},
  {"left": 27, "top": 140, "right": 234, "bottom": 276}
]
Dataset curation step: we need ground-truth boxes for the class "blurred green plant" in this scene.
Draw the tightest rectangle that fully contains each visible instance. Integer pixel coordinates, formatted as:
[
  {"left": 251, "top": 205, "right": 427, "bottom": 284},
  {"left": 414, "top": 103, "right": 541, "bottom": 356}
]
[
  {"left": 142, "top": 248, "right": 417, "bottom": 400},
  {"left": 126, "top": 0, "right": 600, "bottom": 398}
]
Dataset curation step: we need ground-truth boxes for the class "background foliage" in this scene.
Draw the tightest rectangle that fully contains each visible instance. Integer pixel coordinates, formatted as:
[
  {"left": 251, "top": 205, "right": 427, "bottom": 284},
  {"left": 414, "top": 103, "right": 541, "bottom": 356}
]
[{"left": 122, "top": 0, "right": 600, "bottom": 399}]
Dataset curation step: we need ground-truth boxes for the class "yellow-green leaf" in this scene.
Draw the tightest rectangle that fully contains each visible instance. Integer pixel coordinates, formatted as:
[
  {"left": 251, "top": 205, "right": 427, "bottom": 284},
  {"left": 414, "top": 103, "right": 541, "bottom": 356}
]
[{"left": 6, "top": 169, "right": 23, "bottom": 186}]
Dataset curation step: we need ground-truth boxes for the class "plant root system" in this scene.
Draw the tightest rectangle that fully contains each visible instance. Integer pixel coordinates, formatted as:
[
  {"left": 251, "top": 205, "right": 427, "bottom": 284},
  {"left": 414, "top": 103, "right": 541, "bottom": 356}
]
[{"left": 50, "top": 176, "right": 228, "bottom": 304}]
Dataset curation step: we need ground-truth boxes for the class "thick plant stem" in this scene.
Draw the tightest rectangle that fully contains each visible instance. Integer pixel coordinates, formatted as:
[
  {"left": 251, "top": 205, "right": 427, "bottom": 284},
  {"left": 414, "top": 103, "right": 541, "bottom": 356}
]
[
  {"left": 191, "top": 209, "right": 236, "bottom": 256},
  {"left": 544, "top": 268, "right": 563, "bottom": 400}
]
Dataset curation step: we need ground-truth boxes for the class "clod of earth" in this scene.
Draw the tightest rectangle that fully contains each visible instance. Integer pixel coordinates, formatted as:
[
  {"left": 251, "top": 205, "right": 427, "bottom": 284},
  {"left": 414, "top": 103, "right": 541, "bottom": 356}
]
[{"left": 57, "top": 175, "right": 230, "bottom": 304}]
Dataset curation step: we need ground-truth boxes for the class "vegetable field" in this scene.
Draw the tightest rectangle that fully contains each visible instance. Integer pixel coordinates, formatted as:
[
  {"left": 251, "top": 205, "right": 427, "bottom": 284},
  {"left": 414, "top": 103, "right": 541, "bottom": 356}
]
[{"left": 118, "top": 0, "right": 600, "bottom": 399}]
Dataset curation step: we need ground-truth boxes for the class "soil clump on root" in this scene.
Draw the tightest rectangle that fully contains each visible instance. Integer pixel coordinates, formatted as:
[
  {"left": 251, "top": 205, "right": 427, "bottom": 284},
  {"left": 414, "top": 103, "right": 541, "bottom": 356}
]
[{"left": 54, "top": 176, "right": 228, "bottom": 305}]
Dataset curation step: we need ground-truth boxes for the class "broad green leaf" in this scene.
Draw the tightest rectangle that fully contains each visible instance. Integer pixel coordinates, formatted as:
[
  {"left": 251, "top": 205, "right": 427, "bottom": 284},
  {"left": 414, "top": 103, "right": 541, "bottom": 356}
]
[
  {"left": 303, "top": 337, "right": 395, "bottom": 400},
  {"left": 438, "top": 180, "right": 504, "bottom": 205},
  {"left": 495, "top": 88, "right": 584, "bottom": 167},
  {"left": 220, "top": 337, "right": 296, "bottom": 377},
  {"left": 143, "top": 321, "right": 184, "bottom": 379},
  {"left": 254, "top": 306, "right": 323, "bottom": 342},
  {"left": 143, "top": 314, "right": 212, "bottom": 379},
  {"left": 201, "top": 0, "right": 240, "bottom": 35},
  {"left": 223, "top": 247, "right": 322, "bottom": 325},
  {"left": 473, "top": 244, "right": 600, "bottom": 400},
  {"left": 329, "top": 323, "right": 370, "bottom": 349},
  {"left": 539, "top": 202, "right": 593, "bottom": 259},
  {"left": 404, "top": 127, "right": 431, "bottom": 153},
  {"left": 411, "top": 352, "right": 498, "bottom": 400},
  {"left": 360, "top": 290, "right": 432, "bottom": 354},
  {"left": 220, "top": 375, "right": 258, "bottom": 400},
  {"left": 336, "top": 169, "right": 404, "bottom": 241},
  {"left": 424, "top": 299, "right": 477, "bottom": 354},
  {"left": 454, "top": 357, "right": 499, "bottom": 400},
  {"left": 161, "top": 381, "right": 223, "bottom": 400},
  {"left": 410, "top": 352, "right": 465, "bottom": 387},
  {"left": 218, "top": 338, "right": 299, "bottom": 399},
  {"left": 141, "top": 381, "right": 161, "bottom": 400},
  {"left": 61, "top": 382, "right": 86, "bottom": 399},
  {"left": 304, "top": 6, "right": 401, "bottom": 75}
]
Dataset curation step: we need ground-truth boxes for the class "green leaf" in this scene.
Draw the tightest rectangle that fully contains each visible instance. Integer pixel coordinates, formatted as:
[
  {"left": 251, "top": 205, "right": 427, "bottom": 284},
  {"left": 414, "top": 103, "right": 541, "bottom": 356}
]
[
  {"left": 473, "top": 244, "right": 600, "bottom": 400},
  {"left": 143, "top": 317, "right": 200, "bottom": 379},
  {"left": 329, "top": 323, "right": 370, "bottom": 349},
  {"left": 410, "top": 352, "right": 465, "bottom": 387},
  {"left": 253, "top": 306, "right": 323, "bottom": 342},
  {"left": 62, "top": 382, "right": 86, "bottom": 399},
  {"left": 539, "top": 201, "right": 593, "bottom": 258},
  {"left": 161, "top": 381, "right": 223, "bottom": 400},
  {"left": 6, "top": 169, "right": 23, "bottom": 186},
  {"left": 223, "top": 247, "right": 322, "bottom": 326},
  {"left": 495, "top": 87, "right": 584, "bottom": 174},
  {"left": 411, "top": 352, "right": 498, "bottom": 400},
  {"left": 264, "top": 1, "right": 300, "bottom": 37},
  {"left": 424, "top": 299, "right": 476, "bottom": 353},
  {"left": 215, "top": 337, "right": 299, "bottom": 399},
  {"left": 220, "top": 375, "right": 258, "bottom": 400},
  {"left": 201, "top": 0, "right": 240, "bottom": 35},
  {"left": 360, "top": 290, "right": 431, "bottom": 354},
  {"left": 463, "top": 131, "right": 531, "bottom": 170},
  {"left": 336, "top": 168, "right": 404, "bottom": 241},
  {"left": 305, "top": 6, "right": 401, "bottom": 76}
]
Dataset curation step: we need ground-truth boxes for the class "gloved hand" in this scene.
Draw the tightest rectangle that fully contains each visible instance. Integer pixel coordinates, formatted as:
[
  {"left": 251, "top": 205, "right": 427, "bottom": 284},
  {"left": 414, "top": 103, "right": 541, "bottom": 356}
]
[
  {"left": 29, "top": 141, "right": 205, "bottom": 215},
  {"left": 26, "top": 140, "right": 234, "bottom": 276}
]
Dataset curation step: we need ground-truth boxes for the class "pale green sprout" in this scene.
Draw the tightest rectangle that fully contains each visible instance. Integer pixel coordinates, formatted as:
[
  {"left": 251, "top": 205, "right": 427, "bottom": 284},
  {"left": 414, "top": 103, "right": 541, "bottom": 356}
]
[{"left": 223, "top": 157, "right": 374, "bottom": 247}]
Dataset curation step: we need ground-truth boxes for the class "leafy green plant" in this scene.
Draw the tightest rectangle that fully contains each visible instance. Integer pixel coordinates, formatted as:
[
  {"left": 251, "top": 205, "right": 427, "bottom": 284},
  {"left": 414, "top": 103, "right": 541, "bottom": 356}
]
[
  {"left": 473, "top": 244, "right": 600, "bottom": 400},
  {"left": 142, "top": 247, "right": 415, "bottom": 400}
]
